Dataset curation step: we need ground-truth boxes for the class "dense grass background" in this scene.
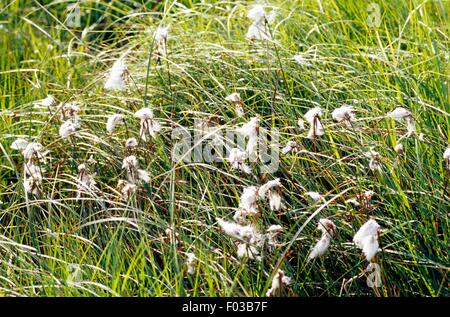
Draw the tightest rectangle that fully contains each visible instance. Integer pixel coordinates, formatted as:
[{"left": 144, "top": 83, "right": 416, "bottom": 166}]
[{"left": 0, "top": 0, "right": 448, "bottom": 296}]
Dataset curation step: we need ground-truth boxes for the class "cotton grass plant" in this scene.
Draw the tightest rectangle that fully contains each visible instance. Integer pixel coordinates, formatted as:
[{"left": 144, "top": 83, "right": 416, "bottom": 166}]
[{"left": 0, "top": 0, "right": 448, "bottom": 297}]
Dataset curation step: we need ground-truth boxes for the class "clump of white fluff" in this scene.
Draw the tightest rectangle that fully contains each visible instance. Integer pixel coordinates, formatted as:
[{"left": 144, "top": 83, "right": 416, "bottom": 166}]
[
  {"left": 104, "top": 59, "right": 127, "bottom": 91},
  {"left": 236, "top": 117, "right": 259, "bottom": 159},
  {"left": 387, "top": 107, "right": 416, "bottom": 137},
  {"left": 266, "top": 269, "right": 292, "bottom": 296},
  {"left": 307, "top": 218, "right": 337, "bottom": 261},
  {"left": 134, "top": 107, "right": 162, "bottom": 140},
  {"left": 304, "top": 107, "right": 325, "bottom": 139},
  {"left": 122, "top": 155, "right": 150, "bottom": 184},
  {"left": 353, "top": 219, "right": 380, "bottom": 262},
  {"left": 258, "top": 178, "right": 282, "bottom": 211},
  {"left": 332, "top": 105, "right": 356, "bottom": 126},
  {"left": 228, "top": 148, "right": 251, "bottom": 174},
  {"left": 106, "top": 114, "right": 124, "bottom": 133},
  {"left": 443, "top": 147, "right": 450, "bottom": 170},
  {"left": 246, "top": 5, "right": 277, "bottom": 41},
  {"left": 233, "top": 186, "right": 259, "bottom": 222}
]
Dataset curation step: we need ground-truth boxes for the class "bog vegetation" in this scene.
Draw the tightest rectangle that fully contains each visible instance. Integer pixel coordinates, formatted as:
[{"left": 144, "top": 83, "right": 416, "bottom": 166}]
[{"left": 0, "top": 0, "right": 449, "bottom": 296}]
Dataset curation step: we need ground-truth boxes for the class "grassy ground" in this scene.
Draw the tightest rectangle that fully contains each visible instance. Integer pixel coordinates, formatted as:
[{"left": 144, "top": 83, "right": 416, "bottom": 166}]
[{"left": 0, "top": 0, "right": 448, "bottom": 296}]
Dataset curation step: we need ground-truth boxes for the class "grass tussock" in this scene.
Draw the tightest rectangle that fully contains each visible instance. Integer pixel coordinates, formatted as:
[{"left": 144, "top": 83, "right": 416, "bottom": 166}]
[{"left": 0, "top": 0, "right": 449, "bottom": 296}]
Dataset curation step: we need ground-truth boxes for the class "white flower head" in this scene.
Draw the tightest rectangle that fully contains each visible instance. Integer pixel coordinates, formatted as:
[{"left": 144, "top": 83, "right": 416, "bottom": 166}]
[
  {"left": 228, "top": 148, "right": 251, "bottom": 174},
  {"left": 122, "top": 155, "right": 139, "bottom": 183},
  {"left": 306, "top": 191, "right": 322, "bottom": 202},
  {"left": 135, "top": 108, "right": 161, "bottom": 140},
  {"left": 125, "top": 137, "right": 138, "bottom": 148},
  {"left": 304, "top": 107, "right": 325, "bottom": 139},
  {"left": 134, "top": 108, "right": 154, "bottom": 120},
  {"left": 118, "top": 180, "right": 137, "bottom": 201},
  {"left": 106, "top": 114, "right": 124, "bottom": 133},
  {"left": 237, "top": 243, "right": 261, "bottom": 261},
  {"left": 153, "top": 26, "right": 169, "bottom": 43},
  {"left": 317, "top": 218, "right": 337, "bottom": 237},
  {"left": 248, "top": 5, "right": 266, "bottom": 23},
  {"left": 225, "top": 92, "right": 242, "bottom": 104},
  {"left": 76, "top": 163, "right": 96, "bottom": 198},
  {"left": 297, "top": 118, "right": 306, "bottom": 130},
  {"left": 186, "top": 252, "right": 196, "bottom": 275},
  {"left": 353, "top": 219, "right": 380, "bottom": 262},
  {"left": 332, "top": 105, "right": 356, "bottom": 123},
  {"left": 104, "top": 59, "right": 127, "bottom": 91},
  {"left": 281, "top": 141, "right": 300, "bottom": 155},
  {"left": 236, "top": 186, "right": 259, "bottom": 217},
  {"left": 24, "top": 173, "right": 42, "bottom": 197},
  {"left": 258, "top": 178, "right": 281, "bottom": 199},
  {"left": 444, "top": 148, "right": 450, "bottom": 170},
  {"left": 34, "top": 95, "right": 55, "bottom": 108},
  {"left": 11, "top": 138, "right": 29, "bottom": 150},
  {"left": 217, "top": 218, "right": 262, "bottom": 245},
  {"left": 307, "top": 235, "right": 331, "bottom": 261},
  {"left": 307, "top": 218, "right": 336, "bottom": 261},
  {"left": 394, "top": 143, "right": 404, "bottom": 154},
  {"left": 364, "top": 149, "right": 381, "bottom": 171},
  {"left": 387, "top": 107, "right": 412, "bottom": 120},
  {"left": 266, "top": 270, "right": 291, "bottom": 297},
  {"left": 59, "top": 119, "right": 79, "bottom": 139},
  {"left": 22, "top": 142, "right": 47, "bottom": 162}
]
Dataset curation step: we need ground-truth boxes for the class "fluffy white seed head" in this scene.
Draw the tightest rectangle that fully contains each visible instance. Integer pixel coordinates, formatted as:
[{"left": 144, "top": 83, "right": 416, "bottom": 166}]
[
  {"left": 225, "top": 92, "right": 242, "bottom": 104},
  {"left": 134, "top": 108, "right": 154, "bottom": 120},
  {"left": 104, "top": 59, "right": 127, "bottom": 91},
  {"left": 332, "top": 105, "right": 356, "bottom": 122},
  {"left": 353, "top": 219, "right": 380, "bottom": 248},
  {"left": 106, "top": 114, "right": 124, "bottom": 133},
  {"left": 306, "top": 191, "right": 322, "bottom": 202},
  {"left": 266, "top": 270, "right": 291, "bottom": 297},
  {"left": 11, "top": 138, "right": 29, "bottom": 150},
  {"left": 387, "top": 107, "right": 412, "bottom": 120}
]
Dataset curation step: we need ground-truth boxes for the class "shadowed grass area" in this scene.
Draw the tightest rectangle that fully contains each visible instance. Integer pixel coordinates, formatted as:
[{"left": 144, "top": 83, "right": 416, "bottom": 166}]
[{"left": 0, "top": 0, "right": 448, "bottom": 296}]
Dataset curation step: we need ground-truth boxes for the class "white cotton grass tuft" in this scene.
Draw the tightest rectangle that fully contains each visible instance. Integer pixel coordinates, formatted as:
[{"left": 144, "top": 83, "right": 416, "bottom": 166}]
[
  {"left": 266, "top": 270, "right": 292, "bottom": 297},
  {"left": 122, "top": 155, "right": 149, "bottom": 184},
  {"left": 228, "top": 148, "right": 251, "bottom": 174},
  {"left": 258, "top": 178, "right": 282, "bottom": 211},
  {"left": 152, "top": 26, "right": 169, "bottom": 58},
  {"left": 117, "top": 180, "right": 136, "bottom": 201},
  {"left": 59, "top": 118, "right": 80, "bottom": 139},
  {"left": 216, "top": 218, "right": 261, "bottom": 245},
  {"left": 387, "top": 107, "right": 416, "bottom": 137},
  {"left": 237, "top": 243, "right": 261, "bottom": 261},
  {"left": 125, "top": 137, "right": 138, "bottom": 148},
  {"left": 266, "top": 224, "right": 283, "bottom": 246},
  {"left": 387, "top": 107, "right": 411, "bottom": 119},
  {"left": 297, "top": 118, "right": 305, "bottom": 130},
  {"left": 76, "top": 163, "right": 96, "bottom": 199},
  {"left": 59, "top": 102, "right": 81, "bottom": 120},
  {"left": 246, "top": 5, "right": 276, "bottom": 41},
  {"left": 22, "top": 142, "right": 47, "bottom": 161},
  {"left": 304, "top": 107, "right": 325, "bottom": 139},
  {"left": 186, "top": 252, "right": 196, "bottom": 275},
  {"left": 444, "top": 147, "right": 450, "bottom": 170},
  {"left": 364, "top": 149, "right": 382, "bottom": 171},
  {"left": 104, "top": 59, "right": 127, "bottom": 91},
  {"left": 134, "top": 107, "right": 162, "bottom": 140},
  {"left": 332, "top": 105, "right": 356, "bottom": 125},
  {"left": 106, "top": 114, "right": 124, "bottom": 133},
  {"left": 225, "top": 92, "right": 244, "bottom": 117},
  {"left": 394, "top": 143, "right": 404, "bottom": 154},
  {"left": 307, "top": 218, "right": 337, "bottom": 261},
  {"left": 34, "top": 95, "right": 55, "bottom": 108},
  {"left": 234, "top": 186, "right": 259, "bottom": 222},
  {"left": 306, "top": 191, "right": 322, "bottom": 202},
  {"left": 236, "top": 117, "right": 259, "bottom": 158},
  {"left": 23, "top": 173, "right": 42, "bottom": 197},
  {"left": 353, "top": 219, "right": 380, "bottom": 262},
  {"left": 281, "top": 141, "right": 300, "bottom": 155},
  {"left": 11, "top": 138, "right": 29, "bottom": 150}
]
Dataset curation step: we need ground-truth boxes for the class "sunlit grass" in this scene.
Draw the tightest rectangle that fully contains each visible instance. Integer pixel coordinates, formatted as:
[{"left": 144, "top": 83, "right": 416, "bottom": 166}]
[{"left": 0, "top": 0, "right": 448, "bottom": 296}]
